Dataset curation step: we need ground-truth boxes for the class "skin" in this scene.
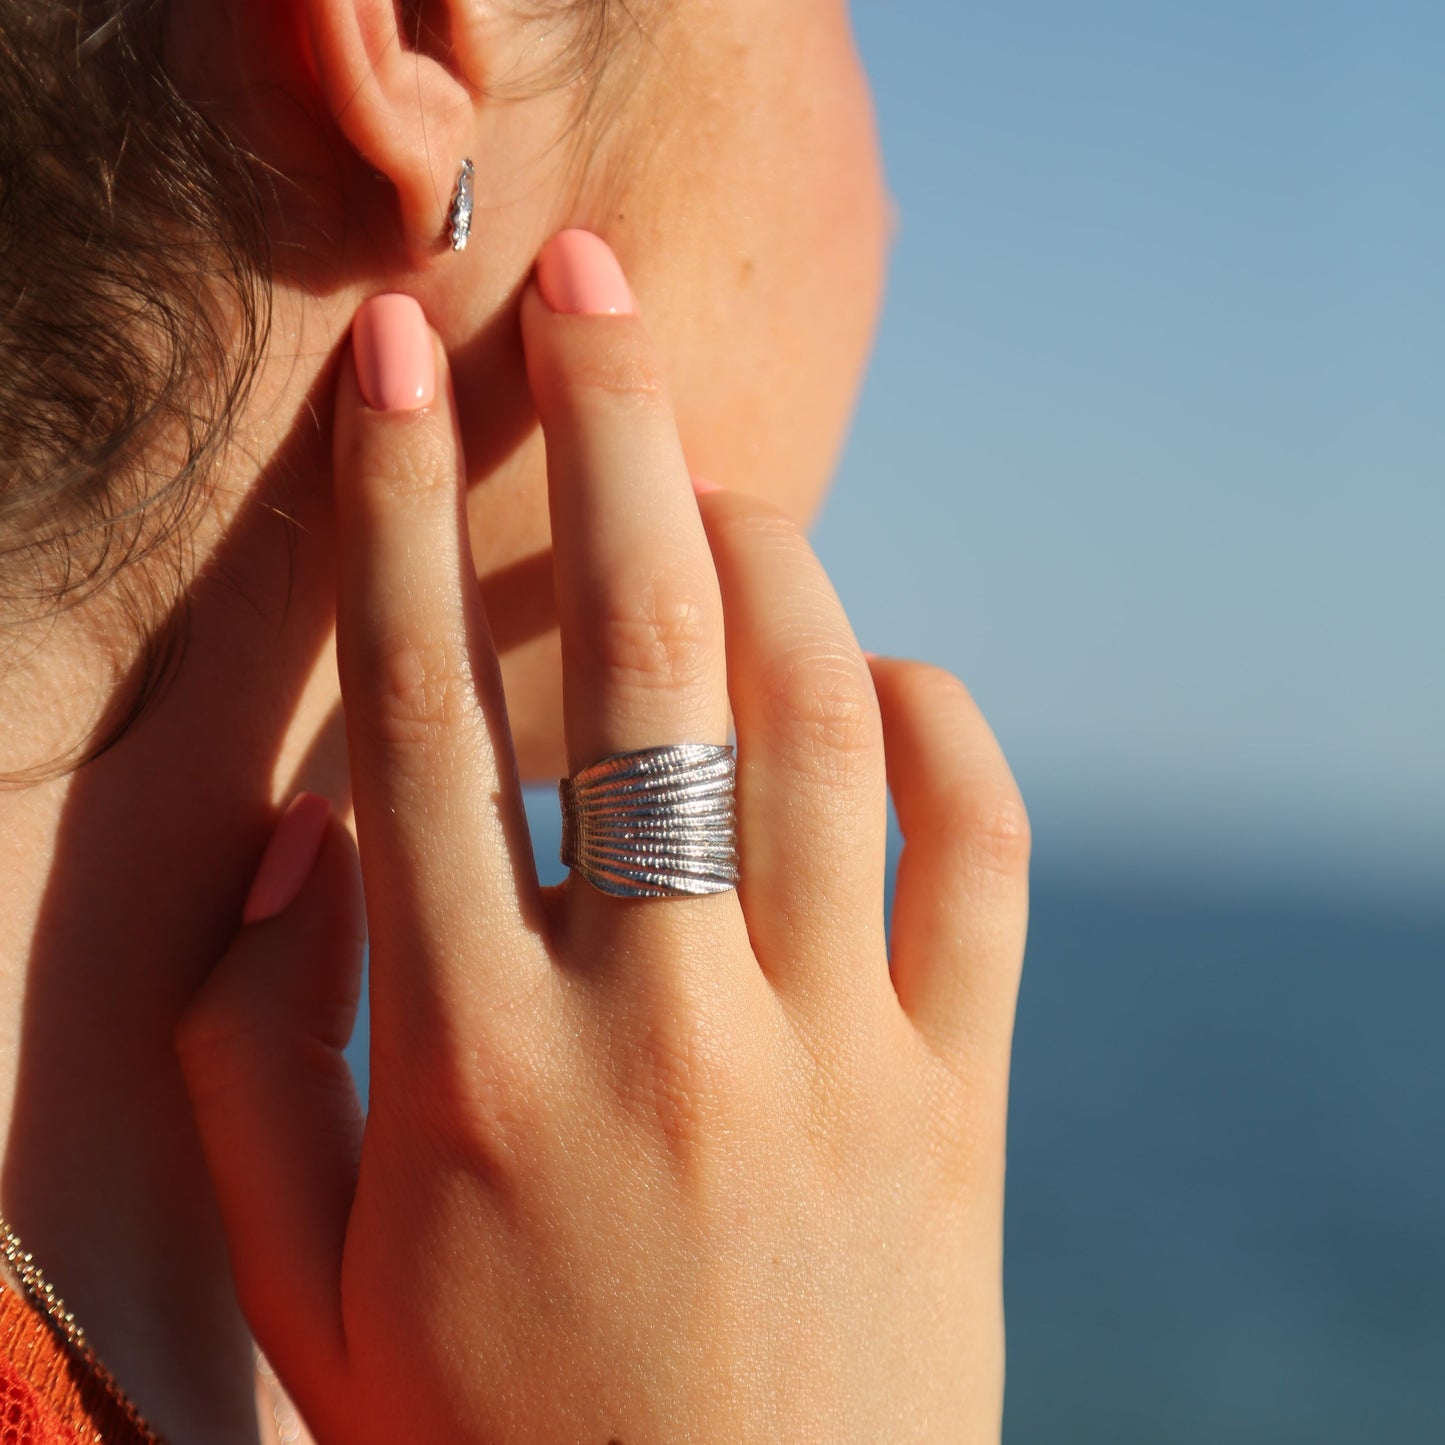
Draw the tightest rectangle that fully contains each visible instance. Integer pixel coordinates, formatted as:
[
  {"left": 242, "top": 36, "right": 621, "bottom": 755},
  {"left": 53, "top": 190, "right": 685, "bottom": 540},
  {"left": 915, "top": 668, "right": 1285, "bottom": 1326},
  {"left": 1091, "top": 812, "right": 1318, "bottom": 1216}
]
[{"left": 0, "top": 0, "right": 1026, "bottom": 1441}]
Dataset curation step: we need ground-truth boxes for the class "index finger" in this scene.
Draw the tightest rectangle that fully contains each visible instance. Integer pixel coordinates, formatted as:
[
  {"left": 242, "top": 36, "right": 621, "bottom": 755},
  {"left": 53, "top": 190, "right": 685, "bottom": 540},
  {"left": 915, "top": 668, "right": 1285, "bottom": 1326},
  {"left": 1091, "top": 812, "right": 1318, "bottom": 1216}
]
[{"left": 332, "top": 294, "right": 547, "bottom": 1063}]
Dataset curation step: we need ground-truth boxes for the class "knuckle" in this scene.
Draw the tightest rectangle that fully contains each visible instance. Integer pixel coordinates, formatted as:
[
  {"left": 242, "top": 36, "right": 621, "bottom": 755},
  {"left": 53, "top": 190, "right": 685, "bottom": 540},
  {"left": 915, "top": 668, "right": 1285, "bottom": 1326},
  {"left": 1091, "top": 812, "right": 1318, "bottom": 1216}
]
[
  {"left": 173, "top": 1003, "right": 269, "bottom": 1105},
  {"left": 352, "top": 421, "right": 446, "bottom": 502},
  {"left": 577, "top": 570, "right": 717, "bottom": 698},
  {"left": 635, "top": 1023, "right": 714, "bottom": 1157},
  {"left": 897, "top": 658, "right": 975, "bottom": 715},
  {"left": 172, "top": 999, "right": 245, "bottom": 1069},
  {"left": 367, "top": 632, "right": 477, "bottom": 748},
  {"left": 613, "top": 1003, "right": 737, "bottom": 1162},
  {"left": 390, "top": 1028, "right": 546, "bottom": 1191},
  {"left": 561, "top": 336, "right": 669, "bottom": 414},
  {"left": 717, "top": 497, "right": 801, "bottom": 551},
  {"left": 385, "top": 441, "right": 440, "bottom": 500},
  {"left": 762, "top": 647, "right": 881, "bottom": 783},
  {"left": 947, "top": 782, "right": 1033, "bottom": 880},
  {"left": 982, "top": 786, "right": 1033, "bottom": 865},
  {"left": 892, "top": 661, "right": 1031, "bottom": 879}
]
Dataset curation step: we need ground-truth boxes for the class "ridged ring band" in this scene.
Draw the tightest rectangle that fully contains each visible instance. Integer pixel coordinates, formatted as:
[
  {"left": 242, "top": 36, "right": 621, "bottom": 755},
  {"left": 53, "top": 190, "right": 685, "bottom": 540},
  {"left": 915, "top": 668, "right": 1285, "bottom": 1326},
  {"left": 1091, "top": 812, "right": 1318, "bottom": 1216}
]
[{"left": 559, "top": 743, "right": 739, "bottom": 899}]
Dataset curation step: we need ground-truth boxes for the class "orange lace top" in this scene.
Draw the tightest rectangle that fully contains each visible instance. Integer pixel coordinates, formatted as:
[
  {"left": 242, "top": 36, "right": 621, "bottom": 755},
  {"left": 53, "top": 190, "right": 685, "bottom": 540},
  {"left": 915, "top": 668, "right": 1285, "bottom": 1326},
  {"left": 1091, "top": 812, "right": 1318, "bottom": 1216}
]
[{"left": 0, "top": 1285, "right": 161, "bottom": 1445}]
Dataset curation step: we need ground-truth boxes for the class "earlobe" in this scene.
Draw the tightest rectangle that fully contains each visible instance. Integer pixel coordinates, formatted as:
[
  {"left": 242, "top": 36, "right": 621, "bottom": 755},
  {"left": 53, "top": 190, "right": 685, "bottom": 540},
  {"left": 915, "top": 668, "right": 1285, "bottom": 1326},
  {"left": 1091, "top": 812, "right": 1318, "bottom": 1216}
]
[{"left": 303, "top": 0, "right": 477, "bottom": 263}]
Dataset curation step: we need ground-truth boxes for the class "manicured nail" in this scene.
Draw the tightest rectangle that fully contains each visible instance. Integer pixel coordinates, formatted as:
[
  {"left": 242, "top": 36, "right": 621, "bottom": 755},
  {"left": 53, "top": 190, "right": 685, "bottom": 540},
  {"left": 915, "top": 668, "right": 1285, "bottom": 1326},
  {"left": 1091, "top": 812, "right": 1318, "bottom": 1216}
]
[
  {"left": 242, "top": 793, "right": 331, "bottom": 925},
  {"left": 352, "top": 294, "right": 436, "bottom": 411},
  {"left": 692, "top": 475, "right": 723, "bottom": 496},
  {"left": 536, "top": 230, "right": 635, "bottom": 316}
]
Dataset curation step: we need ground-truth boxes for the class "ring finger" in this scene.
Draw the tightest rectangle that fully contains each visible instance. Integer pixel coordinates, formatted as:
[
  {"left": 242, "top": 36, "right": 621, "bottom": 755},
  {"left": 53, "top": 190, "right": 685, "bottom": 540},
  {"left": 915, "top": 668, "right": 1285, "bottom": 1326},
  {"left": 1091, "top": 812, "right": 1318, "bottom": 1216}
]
[{"left": 520, "top": 232, "right": 742, "bottom": 948}]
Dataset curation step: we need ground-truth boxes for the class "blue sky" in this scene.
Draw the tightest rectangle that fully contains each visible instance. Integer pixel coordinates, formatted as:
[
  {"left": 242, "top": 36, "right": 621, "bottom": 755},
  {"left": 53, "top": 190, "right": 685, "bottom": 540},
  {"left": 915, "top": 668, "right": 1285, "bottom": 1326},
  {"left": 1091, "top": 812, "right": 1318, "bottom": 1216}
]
[{"left": 813, "top": 2, "right": 1444, "bottom": 903}]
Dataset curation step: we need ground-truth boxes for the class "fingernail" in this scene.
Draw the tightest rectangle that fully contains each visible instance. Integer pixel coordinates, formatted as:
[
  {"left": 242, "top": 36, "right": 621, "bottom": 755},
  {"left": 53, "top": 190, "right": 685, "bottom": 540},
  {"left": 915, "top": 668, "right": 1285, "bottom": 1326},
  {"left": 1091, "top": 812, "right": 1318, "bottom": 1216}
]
[
  {"left": 863, "top": 651, "right": 882, "bottom": 662},
  {"left": 352, "top": 294, "right": 436, "bottom": 411},
  {"left": 536, "top": 230, "right": 635, "bottom": 316},
  {"left": 242, "top": 793, "right": 331, "bottom": 925},
  {"left": 692, "top": 475, "right": 723, "bottom": 496}
]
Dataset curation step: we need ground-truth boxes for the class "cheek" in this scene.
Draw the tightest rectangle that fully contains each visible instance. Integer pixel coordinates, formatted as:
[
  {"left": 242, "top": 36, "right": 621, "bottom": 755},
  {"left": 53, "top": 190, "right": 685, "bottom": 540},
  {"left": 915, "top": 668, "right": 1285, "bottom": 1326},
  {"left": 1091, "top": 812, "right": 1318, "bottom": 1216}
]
[{"left": 640, "top": 18, "right": 891, "bottom": 524}]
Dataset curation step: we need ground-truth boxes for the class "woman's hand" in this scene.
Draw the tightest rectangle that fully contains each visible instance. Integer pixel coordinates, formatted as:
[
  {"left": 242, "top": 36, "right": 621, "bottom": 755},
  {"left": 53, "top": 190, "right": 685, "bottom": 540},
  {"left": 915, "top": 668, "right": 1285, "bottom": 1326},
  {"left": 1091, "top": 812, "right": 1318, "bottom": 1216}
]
[{"left": 176, "top": 230, "right": 1029, "bottom": 1444}]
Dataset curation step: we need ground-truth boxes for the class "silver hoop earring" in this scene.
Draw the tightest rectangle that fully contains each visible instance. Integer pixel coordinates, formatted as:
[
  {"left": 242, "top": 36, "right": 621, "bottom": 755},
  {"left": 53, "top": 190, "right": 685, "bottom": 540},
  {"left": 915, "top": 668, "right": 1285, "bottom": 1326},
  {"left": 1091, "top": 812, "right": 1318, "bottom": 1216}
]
[{"left": 447, "top": 158, "right": 474, "bottom": 252}]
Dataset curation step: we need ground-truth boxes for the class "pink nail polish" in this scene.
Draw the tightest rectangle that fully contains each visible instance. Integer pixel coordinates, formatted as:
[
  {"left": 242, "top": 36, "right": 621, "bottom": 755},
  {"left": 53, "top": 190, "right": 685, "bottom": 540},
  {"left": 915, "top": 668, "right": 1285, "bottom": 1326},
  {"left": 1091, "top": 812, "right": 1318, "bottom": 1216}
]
[
  {"left": 352, "top": 294, "right": 436, "bottom": 412},
  {"left": 536, "top": 230, "right": 635, "bottom": 316},
  {"left": 242, "top": 793, "right": 331, "bottom": 925},
  {"left": 692, "top": 475, "right": 723, "bottom": 496}
]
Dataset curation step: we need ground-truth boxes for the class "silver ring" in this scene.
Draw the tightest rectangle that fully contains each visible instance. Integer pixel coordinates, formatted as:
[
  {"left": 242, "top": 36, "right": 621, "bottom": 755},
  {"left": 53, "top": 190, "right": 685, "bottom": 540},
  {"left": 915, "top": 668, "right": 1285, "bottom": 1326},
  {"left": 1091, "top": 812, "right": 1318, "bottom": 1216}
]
[{"left": 559, "top": 743, "right": 739, "bottom": 899}]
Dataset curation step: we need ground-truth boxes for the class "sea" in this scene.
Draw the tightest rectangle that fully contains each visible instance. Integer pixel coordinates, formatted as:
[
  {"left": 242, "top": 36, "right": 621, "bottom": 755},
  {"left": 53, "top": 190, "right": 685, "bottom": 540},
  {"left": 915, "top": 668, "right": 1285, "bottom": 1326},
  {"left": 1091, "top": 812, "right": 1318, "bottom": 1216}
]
[
  {"left": 1005, "top": 873, "right": 1444, "bottom": 1444},
  {"left": 346, "top": 792, "right": 1445, "bottom": 1442}
]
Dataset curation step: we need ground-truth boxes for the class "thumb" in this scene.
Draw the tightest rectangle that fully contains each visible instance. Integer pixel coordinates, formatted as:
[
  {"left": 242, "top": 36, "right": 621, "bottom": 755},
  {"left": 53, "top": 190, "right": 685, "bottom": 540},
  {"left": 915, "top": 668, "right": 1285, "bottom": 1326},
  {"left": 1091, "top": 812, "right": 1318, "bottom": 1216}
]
[{"left": 175, "top": 793, "right": 365, "bottom": 1395}]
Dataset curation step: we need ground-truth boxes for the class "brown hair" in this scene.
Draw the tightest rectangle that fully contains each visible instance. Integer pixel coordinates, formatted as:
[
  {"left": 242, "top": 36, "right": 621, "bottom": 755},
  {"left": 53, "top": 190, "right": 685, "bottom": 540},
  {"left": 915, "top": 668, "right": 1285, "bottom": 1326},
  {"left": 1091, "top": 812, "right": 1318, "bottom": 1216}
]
[
  {"left": 0, "top": 0, "right": 636, "bottom": 782},
  {"left": 0, "top": 0, "right": 271, "bottom": 779}
]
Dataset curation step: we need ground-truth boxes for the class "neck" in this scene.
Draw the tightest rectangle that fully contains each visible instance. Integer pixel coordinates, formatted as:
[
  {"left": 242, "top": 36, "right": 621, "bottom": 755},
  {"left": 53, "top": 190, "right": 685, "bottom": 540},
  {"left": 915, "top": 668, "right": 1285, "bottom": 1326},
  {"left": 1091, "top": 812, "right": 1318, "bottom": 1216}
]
[{"left": 0, "top": 283, "right": 353, "bottom": 1443}]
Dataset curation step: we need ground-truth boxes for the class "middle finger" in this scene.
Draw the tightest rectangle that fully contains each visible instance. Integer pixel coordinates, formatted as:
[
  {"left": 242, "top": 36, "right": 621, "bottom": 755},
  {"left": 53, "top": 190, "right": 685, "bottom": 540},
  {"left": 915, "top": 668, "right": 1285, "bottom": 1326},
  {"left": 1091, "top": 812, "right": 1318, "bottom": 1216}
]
[{"left": 520, "top": 232, "right": 739, "bottom": 938}]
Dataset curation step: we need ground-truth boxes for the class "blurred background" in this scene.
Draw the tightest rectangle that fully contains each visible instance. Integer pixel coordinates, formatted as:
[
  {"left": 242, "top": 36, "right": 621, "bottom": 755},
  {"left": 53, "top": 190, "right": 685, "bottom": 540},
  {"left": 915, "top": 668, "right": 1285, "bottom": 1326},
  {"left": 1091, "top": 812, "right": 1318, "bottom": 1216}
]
[
  {"left": 835, "top": 2, "right": 1444, "bottom": 1439},
  {"left": 350, "top": 2, "right": 1444, "bottom": 1439}
]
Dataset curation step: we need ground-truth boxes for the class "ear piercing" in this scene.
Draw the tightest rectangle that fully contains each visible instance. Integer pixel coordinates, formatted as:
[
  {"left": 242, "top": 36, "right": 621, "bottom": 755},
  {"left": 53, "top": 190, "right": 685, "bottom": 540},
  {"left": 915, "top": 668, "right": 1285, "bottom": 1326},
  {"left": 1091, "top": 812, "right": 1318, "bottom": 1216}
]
[{"left": 447, "top": 158, "right": 474, "bottom": 252}]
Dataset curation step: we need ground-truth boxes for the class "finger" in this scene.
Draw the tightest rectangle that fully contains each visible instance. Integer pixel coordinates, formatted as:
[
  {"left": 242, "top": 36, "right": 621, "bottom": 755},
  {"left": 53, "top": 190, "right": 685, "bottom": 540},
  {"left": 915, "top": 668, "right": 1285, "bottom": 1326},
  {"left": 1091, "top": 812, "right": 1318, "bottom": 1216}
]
[
  {"left": 520, "top": 232, "right": 742, "bottom": 948},
  {"left": 692, "top": 482, "right": 890, "bottom": 1002},
  {"left": 867, "top": 656, "right": 1030, "bottom": 1084},
  {"left": 522, "top": 231, "right": 728, "bottom": 768},
  {"left": 175, "top": 796, "right": 361, "bottom": 1399},
  {"left": 333, "top": 294, "right": 546, "bottom": 1061}
]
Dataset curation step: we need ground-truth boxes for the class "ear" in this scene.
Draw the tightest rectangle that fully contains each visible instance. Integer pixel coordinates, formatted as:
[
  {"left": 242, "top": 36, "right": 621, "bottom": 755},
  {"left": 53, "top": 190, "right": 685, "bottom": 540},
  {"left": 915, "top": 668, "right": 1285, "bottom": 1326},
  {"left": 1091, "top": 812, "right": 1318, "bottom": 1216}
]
[{"left": 303, "top": 0, "right": 481, "bottom": 265}]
